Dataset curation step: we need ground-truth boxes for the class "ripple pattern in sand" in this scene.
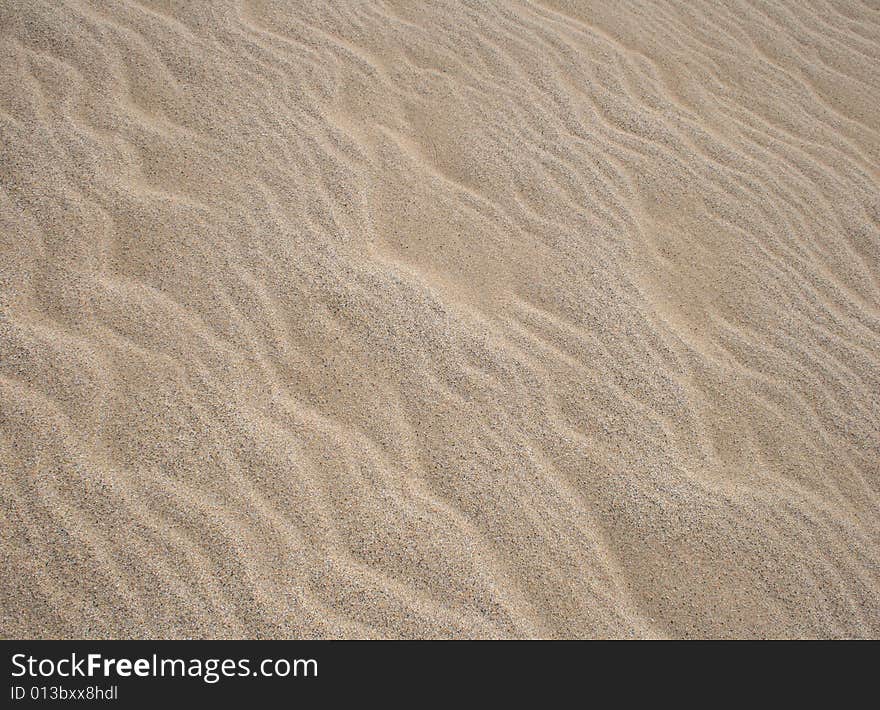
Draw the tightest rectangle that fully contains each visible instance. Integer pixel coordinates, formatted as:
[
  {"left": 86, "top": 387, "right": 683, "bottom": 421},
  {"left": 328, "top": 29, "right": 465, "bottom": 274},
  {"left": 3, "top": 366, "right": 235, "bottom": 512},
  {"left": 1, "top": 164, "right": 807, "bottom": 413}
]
[{"left": 1, "top": 0, "right": 878, "bottom": 638}]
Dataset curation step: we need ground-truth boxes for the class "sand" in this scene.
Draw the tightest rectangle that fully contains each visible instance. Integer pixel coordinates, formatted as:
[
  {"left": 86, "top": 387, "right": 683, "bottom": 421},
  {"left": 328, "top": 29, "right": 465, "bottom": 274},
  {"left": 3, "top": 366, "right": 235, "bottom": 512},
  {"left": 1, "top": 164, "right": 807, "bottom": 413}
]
[{"left": 0, "top": 0, "right": 878, "bottom": 639}]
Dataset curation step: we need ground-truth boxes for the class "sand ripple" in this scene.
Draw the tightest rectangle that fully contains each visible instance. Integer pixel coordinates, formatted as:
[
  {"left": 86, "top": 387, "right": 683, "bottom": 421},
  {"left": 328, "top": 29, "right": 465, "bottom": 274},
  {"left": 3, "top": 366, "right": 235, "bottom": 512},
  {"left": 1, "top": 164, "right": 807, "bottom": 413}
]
[{"left": 1, "top": 0, "right": 878, "bottom": 638}]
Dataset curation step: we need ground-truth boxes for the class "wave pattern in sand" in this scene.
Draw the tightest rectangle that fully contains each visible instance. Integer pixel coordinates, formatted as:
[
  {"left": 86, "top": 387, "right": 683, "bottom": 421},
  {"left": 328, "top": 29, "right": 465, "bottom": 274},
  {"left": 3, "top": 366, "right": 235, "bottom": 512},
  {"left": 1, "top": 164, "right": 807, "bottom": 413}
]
[{"left": 1, "top": 0, "right": 879, "bottom": 638}]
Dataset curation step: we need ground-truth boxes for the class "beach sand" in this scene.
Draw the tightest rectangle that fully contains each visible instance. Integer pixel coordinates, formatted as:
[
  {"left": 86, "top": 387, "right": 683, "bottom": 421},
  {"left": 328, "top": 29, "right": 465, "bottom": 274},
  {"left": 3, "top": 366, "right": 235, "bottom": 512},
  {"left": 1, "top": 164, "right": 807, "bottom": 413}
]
[{"left": 1, "top": 0, "right": 879, "bottom": 638}]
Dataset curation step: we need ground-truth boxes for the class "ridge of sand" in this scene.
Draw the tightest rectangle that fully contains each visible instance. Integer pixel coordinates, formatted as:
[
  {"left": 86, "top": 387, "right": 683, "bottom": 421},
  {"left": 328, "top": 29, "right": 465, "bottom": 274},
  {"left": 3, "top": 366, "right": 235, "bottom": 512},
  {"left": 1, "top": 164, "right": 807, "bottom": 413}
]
[{"left": 1, "top": 0, "right": 879, "bottom": 638}]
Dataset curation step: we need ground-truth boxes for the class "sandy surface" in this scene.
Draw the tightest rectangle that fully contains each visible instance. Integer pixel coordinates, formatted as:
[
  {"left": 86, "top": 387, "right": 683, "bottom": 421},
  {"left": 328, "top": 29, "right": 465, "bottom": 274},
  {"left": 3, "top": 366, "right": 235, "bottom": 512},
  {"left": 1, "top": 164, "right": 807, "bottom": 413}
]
[{"left": 1, "top": 0, "right": 879, "bottom": 639}]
